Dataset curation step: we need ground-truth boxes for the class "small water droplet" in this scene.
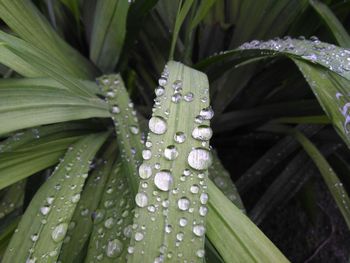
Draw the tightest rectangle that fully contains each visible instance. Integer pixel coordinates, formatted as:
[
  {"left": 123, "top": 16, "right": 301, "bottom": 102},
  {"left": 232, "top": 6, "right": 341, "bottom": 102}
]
[
  {"left": 135, "top": 193, "right": 148, "bottom": 207},
  {"left": 193, "top": 225, "right": 205, "bottom": 237},
  {"left": 178, "top": 197, "right": 190, "bottom": 211},
  {"left": 51, "top": 223, "right": 68, "bottom": 242},
  {"left": 139, "top": 163, "right": 152, "bottom": 179},
  {"left": 164, "top": 145, "right": 178, "bottom": 160},
  {"left": 174, "top": 132, "right": 186, "bottom": 143}
]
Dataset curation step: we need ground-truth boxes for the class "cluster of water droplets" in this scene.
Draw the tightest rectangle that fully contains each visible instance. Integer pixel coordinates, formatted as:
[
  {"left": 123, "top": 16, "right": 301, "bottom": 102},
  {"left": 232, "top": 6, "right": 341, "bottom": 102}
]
[
  {"left": 238, "top": 37, "right": 350, "bottom": 77},
  {"left": 129, "top": 62, "right": 213, "bottom": 261},
  {"left": 85, "top": 161, "right": 134, "bottom": 262},
  {"left": 8, "top": 142, "right": 96, "bottom": 262},
  {"left": 98, "top": 75, "right": 142, "bottom": 181}
]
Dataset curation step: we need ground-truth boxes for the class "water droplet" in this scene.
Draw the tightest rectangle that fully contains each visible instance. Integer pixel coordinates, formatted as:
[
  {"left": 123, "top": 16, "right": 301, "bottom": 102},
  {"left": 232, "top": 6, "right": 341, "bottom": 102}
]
[
  {"left": 199, "top": 106, "right": 214, "bottom": 120},
  {"left": 129, "top": 125, "right": 139, "bottom": 135},
  {"left": 196, "top": 249, "right": 205, "bottom": 258},
  {"left": 192, "top": 125, "right": 213, "bottom": 141},
  {"left": 172, "top": 80, "right": 182, "bottom": 90},
  {"left": 184, "top": 92, "right": 194, "bottom": 102},
  {"left": 188, "top": 148, "right": 212, "bottom": 170},
  {"left": 193, "top": 225, "right": 205, "bottom": 237},
  {"left": 171, "top": 93, "right": 182, "bottom": 103},
  {"left": 174, "top": 132, "right": 186, "bottom": 143},
  {"left": 200, "top": 193, "right": 209, "bottom": 204},
  {"left": 164, "top": 145, "right": 178, "bottom": 160},
  {"left": 40, "top": 206, "right": 51, "bottom": 216},
  {"left": 139, "top": 163, "right": 152, "bottom": 179},
  {"left": 154, "top": 170, "right": 173, "bottom": 191},
  {"left": 104, "top": 218, "right": 115, "bottom": 229},
  {"left": 178, "top": 197, "right": 190, "bottom": 211},
  {"left": 51, "top": 223, "right": 68, "bottom": 242},
  {"left": 134, "top": 232, "right": 144, "bottom": 241},
  {"left": 142, "top": 149, "right": 152, "bottom": 160},
  {"left": 71, "top": 193, "right": 81, "bottom": 203},
  {"left": 199, "top": 206, "right": 208, "bottom": 216},
  {"left": 155, "top": 86, "right": 165, "bottom": 96},
  {"left": 135, "top": 193, "right": 148, "bottom": 207},
  {"left": 179, "top": 217, "right": 188, "bottom": 227},
  {"left": 111, "top": 105, "right": 120, "bottom": 114},
  {"left": 158, "top": 77, "right": 167, "bottom": 86},
  {"left": 149, "top": 116, "right": 167, "bottom": 135},
  {"left": 190, "top": 184, "right": 200, "bottom": 194},
  {"left": 106, "top": 239, "right": 123, "bottom": 258}
]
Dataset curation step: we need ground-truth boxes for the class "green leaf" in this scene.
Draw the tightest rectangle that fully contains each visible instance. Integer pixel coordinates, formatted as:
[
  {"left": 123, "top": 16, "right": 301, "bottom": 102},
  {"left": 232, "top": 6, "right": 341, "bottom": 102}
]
[
  {"left": 189, "top": 0, "right": 217, "bottom": 31},
  {"left": 206, "top": 180, "right": 289, "bottom": 263},
  {"left": 59, "top": 143, "right": 117, "bottom": 263},
  {"left": 90, "top": 0, "right": 130, "bottom": 72},
  {"left": 309, "top": 0, "right": 350, "bottom": 48},
  {"left": 0, "top": 0, "right": 96, "bottom": 79},
  {"left": 209, "top": 151, "right": 245, "bottom": 212},
  {"left": 98, "top": 74, "right": 143, "bottom": 194},
  {"left": 0, "top": 78, "right": 109, "bottom": 136},
  {"left": 169, "top": 0, "right": 195, "bottom": 60},
  {"left": 85, "top": 159, "right": 134, "bottom": 262},
  {"left": 2, "top": 132, "right": 108, "bottom": 263},
  {"left": 0, "top": 181, "right": 25, "bottom": 219},
  {"left": 128, "top": 61, "right": 211, "bottom": 262},
  {"left": 261, "top": 124, "right": 350, "bottom": 229}
]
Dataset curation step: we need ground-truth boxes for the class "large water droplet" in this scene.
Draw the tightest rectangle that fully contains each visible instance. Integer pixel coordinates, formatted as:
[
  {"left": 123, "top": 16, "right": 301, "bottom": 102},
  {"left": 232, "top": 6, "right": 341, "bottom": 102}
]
[
  {"left": 188, "top": 148, "right": 212, "bottom": 170},
  {"left": 192, "top": 126, "right": 213, "bottom": 141},
  {"left": 106, "top": 239, "right": 123, "bottom": 258},
  {"left": 51, "top": 223, "right": 68, "bottom": 242},
  {"left": 164, "top": 145, "right": 178, "bottom": 160},
  {"left": 193, "top": 225, "right": 205, "bottom": 237},
  {"left": 135, "top": 193, "right": 148, "bottom": 207},
  {"left": 139, "top": 163, "right": 152, "bottom": 179},
  {"left": 199, "top": 107, "right": 214, "bottom": 120},
  {"left": 149, "top": 116, "right": 167, "bottom": 135},
  {"left": 154, "top": 170, "right": 173, "bottom": 191},
  {"left": 178, "top": 197, "right": 190, "bottom": 211}
]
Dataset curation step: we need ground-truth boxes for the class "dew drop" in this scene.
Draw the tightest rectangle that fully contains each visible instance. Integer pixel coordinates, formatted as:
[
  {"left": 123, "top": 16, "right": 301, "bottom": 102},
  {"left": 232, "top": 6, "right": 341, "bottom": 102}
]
[
  {"left": 184, "top": 92, "right": 194, "bottom": 102},
  {"left": 134, "top": 232, "right": 144, "bottom": 241},
  {"left": 139, "top": 163, "right": 152, "bottom": 179},
  {"left": 135, "top": 193, "right": 148, "bottom": 207},
  {"left": 193, "top": 225, "right": 205, "bottom": 237},
  {"left": 51, "top": 223, "right": 68, "bottom": 242},
  {"left": 171, "top": 93, "right": 182, "bottom": 103},
  {"left": 129, "top": 125, "right": 139, "bottom": 135},
  {"left": 111, "top": 105, "right": 120, "bottom": 114},
  {"left": 71, "top": 193, "right": 81, "bottom": 203},
  {"left": 142, "top": 149, "right": 152, "bottom": 160},
  {"left": 188, "top": 148, "right": 212, "bottom": 170},
  {"left": 199, "top": 106, "right": 214, "bottom": 120},
  {"left": 40, "top": 206, "right": 51, "bottom": 216},
  {"left": 164, "top": 145, "right": 178, "bottom": 160},
  {"left": 149, "top": 116, "right": 167, "bottom": 135},
  {"left": 158, "top": 77, "right": 167, "bottom": 86},
  {"left": 190, "top": 184, "right": 200, "bottom": 194},
  {"left": 192, "top": 125, "right": 213, "bottom": 141},
  {"left": 106, "top": 239, "right": 123, "bottom": 258},
  {"left": 154, "top": 170, "right": 173, "bottom": 191},
  {"left": 155, "top": 86, "right": 165, "bottom": 96},
  {"left": 178, "top": 197, "right": 190, "bottom": 211},
  {"left": 174, "top": 132, "right": 186, "bottom": 143}
]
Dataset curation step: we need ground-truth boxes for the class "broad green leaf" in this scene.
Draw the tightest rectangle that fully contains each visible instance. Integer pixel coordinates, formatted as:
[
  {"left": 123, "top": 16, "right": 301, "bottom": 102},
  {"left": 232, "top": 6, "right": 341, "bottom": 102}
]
[
  {"left": 59, "top": 143, "right": 117, "bottom": 263},
  {"left": 0, "top": 0, "right": 96, "bottom": 79},
  {"left": 85, "top": 159, "right": 134, "bottom": 262},
  {"left": 206, "top": 180, "right": 289, "bottom": 263},
  {"left": 0, "top": 78, "right": 109, "bottom": 135},
  {"left": 209, "top": 152, "right": 245, "bottom": 212},
  {"left": 261, "top": 124, "right": 350, "bottom": 229},
  {"left": 128, "top": 61, "right": 211, "bottom": 262},
  {"left": 309, "top": 0, "right": 350, "bottom": 48},
  {"left": 98, "top": 75, "right": 143, "bottom": 193},
  {"left": 90, "top": 0, "right": 130, "bottom": 72},
  {"left": 3, "top": 133, "right": 108, "bottom": 263}
]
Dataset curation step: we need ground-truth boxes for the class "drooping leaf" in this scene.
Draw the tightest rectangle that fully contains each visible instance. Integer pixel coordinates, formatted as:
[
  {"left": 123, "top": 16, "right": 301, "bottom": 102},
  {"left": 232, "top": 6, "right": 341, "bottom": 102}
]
[
  {"left": 90, "top": 0, "right": 130, "bottom": 72},
  {"left": 309, "top": 0, "right": 350, "bottom": 48},
  {"left": 0, "top": 78, "right": 109, "bottom": 136},
  {"left": 0, "top": 0, "right": 96, "bottom": 79},
  {"left": 2, "top": 133, "right": 108, "bottom": 262}
]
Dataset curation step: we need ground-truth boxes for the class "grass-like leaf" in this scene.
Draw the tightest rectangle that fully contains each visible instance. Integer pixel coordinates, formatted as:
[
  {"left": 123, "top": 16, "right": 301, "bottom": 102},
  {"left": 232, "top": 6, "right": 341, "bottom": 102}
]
[
  {"left": 0, "top": 0, "right": 97, "bottom": 79},
  {"left": 90, "top": 0, "right": 130, "bottom": 72},
  {"left": 58, "top": 143, "right": 116, "bottom": 263},
  {"left": 2, "top": 132, "right": 108, "bottom": 262},
  {"left": 0, "top": 78, "right": 109, "bottom": 136},
  {"left": 128, "top": 61, "right": 211, "bottom": 262},
  {"left": 0, "top": 181, "right": 25, "bottom": 219},
  {"left": 85, "top": 159, "right": 135, "bottom": 262}
]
